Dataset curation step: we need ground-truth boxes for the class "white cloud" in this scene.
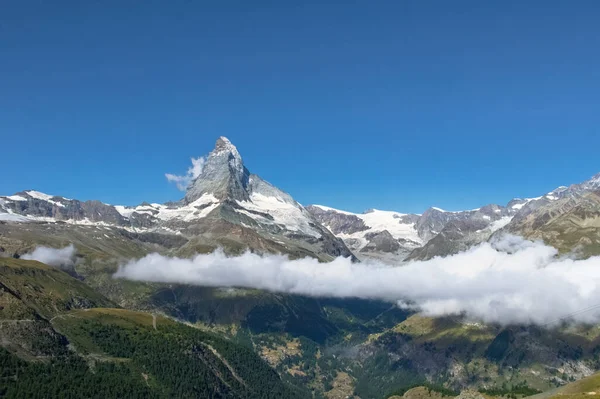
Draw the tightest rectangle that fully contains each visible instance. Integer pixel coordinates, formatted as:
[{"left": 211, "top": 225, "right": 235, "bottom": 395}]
[
  {"left": 165, "top": 156, "right": 206, "bottom": 191},
  {"left": 22, "top": 244, "right": 77, "bottom": 268},
  {"left": 114, "top": 234, "right": 600, "bottom": 326}
]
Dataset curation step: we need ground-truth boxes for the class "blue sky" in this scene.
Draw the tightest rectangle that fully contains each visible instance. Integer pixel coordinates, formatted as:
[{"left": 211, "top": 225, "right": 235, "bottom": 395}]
[{"left": 1, "top": 1, "right": 599, "bottom": 214}]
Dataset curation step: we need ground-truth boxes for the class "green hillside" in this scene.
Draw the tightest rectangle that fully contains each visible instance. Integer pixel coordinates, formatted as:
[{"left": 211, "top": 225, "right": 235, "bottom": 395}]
[
  {"left": 0, "top": 258, "right": 303, "bottom": 398},
  {"left": 0, "top": 257, "right": 114, "bottom": 320}
]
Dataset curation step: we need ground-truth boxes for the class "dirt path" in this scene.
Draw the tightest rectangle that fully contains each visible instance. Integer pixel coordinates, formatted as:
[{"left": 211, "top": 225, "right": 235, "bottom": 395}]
[
  {"left": 527, "top": 387, "right": 562, "bottom": 399},
  {"left": 203, "top": 343, "right": 247, "bottom": 387},
  {"left": 49, "top": 309, "right": 89, "bottom": 323},
  {"left": 0, "top": 319, "right": 35, "bottom": 324}
]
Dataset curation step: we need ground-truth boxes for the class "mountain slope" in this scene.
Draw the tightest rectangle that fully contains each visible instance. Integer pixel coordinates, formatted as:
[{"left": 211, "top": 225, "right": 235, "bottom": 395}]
[
  {"left": 0, "top": 257, "right": 113, "bottom": 318},
  {"left": 0, "top": 257, "right": 115, "bottom": 361},
  {"left": 0, "top": 258, "right": 303, "bottom": 398},
  {"left": 348, "top": 313, "right": 600, "bottom": 398},
  {"left": 504, "top": 189, "right": 600, "bottom": 257}
]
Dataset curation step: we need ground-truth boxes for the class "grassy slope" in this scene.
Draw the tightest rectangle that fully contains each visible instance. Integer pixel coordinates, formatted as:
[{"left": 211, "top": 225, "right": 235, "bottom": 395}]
[
  {"left": 548, "top": 372, "right": 600, "bottom": 399},
  {"left": 353, "top": 314, "right": 600, "bottom": 398},
  {"left": 0, "top": 257, "right": 116, "bottom": 360},
  {"left": 0, "top": 257, "right": 114, "bottom": 319},
  {"left": 514, "top": 372, "right": 600, "bottom": 399},
  {"left": 0, "top": 258, "right": 303, "bottom": 398}
]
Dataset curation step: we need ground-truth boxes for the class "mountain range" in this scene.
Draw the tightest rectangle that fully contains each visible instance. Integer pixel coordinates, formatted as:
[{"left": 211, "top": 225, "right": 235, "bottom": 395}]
[{"left": 2, "top": 136, "right": 599, "bottom": 263}]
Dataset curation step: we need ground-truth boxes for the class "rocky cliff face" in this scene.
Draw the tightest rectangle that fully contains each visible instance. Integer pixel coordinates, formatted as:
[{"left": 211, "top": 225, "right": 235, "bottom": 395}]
[
  {"left": 184, "top": 137, "right": 251, "bottom": 203},
  {"left": 0, "top": 191, "right": 128, "bottom": 225},
  {"left": 503, "top": 189, "right": 600, "bottom": 257}
]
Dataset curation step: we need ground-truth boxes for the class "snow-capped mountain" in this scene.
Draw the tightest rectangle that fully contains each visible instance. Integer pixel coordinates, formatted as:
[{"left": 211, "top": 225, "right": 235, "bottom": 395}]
[
  {"left": 306, "top": 203, "right": 515, "bottom": 262},
  {"left": 0, "top": 190, "right": 127, "bottom": 225},
  {"left": 305, "top": 206, "right": 422, "bottom": 261},
  {"left": 0, "top": 137, "right": 353, "bottom": 260},
  {"left": 307, "top": 173, "right": 600, "bottom": 262}
]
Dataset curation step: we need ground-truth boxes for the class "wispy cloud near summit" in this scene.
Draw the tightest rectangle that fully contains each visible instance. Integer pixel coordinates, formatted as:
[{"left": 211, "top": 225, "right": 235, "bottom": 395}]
[{"left": 165, "top": 156, "right": 206, "bottom": 191}]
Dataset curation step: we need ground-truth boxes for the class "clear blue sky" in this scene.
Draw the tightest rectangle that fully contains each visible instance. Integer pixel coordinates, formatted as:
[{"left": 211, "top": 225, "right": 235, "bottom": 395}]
[{"left": 2, "top": 1, "right": 599, "bottom": 214}]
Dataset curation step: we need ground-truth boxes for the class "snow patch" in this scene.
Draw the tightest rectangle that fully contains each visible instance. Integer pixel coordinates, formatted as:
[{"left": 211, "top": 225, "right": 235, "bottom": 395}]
[
  {"left": 154, "top": 194, "right": 218, "bottom": 222},
  {"left": 0, "top": 213, "right": 30, "bottom": 222},
  {"left": 26, "top": 191, "right": 67, "bottom": 207},
  {"left": 312, "top": 204, "right": 355, "bottom": 216},
  {"left": 431, "top": 206, "right": 480, "bottom": 213},
  {"left": 114, "top": 205, "right": 135, "bottom": 218},
  {"left": 489, "top": 216, "right": 513, "bottom": 233},
  {"left": 26, "top": 190, "right": 54, "bottom": 201},
  {"left": 116, "top": 195, "right": 218, "bottom": 222},
  {"left": 238, "top": 193, "right": 321, "bottom": 238},
  {"left": 310, "top": 205, "right": 422, "bottom": 251},
  {"left": 5, "top": 195, "right": 27, "bottom": 201}
]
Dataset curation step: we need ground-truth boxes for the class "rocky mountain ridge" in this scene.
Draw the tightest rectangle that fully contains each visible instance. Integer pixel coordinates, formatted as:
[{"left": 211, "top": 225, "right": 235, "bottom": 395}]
[{"left": 307, "top": 173, "right": 600, "bottom": 262}]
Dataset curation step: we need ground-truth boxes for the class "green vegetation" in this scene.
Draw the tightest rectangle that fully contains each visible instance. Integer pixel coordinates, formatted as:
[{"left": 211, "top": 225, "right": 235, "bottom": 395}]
[
  {"left": 0, "top": 348, "right": 152, "bottom": 398},
  {"left": 538, "top": 371, "right": 600, "bottom": 399},
  {"left": 0, "top": 257, "right": 302, "bottom": 398},
  {"left": 479, "top": 382, "right": 542, "bottom": 398},
  {"left": 386, "top": 383, "right": 460, "bottom": 398},
  {"left": 1, "top": 308, "right": 303, "bottom": 398},
  {"left": 0, "top": 257, "right": 113, "bottom": 320}
]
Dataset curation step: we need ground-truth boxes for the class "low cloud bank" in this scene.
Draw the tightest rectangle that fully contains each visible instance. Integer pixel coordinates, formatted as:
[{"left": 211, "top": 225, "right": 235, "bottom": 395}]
[
  {"left": 114, "top": 235, "right": 600, "bottom": 325},
  {"left": 22, "top": 244, "right": 77, "bottom": 269},
  {"left": 165, "top": 156, "right": 206, "bottom": 191}
]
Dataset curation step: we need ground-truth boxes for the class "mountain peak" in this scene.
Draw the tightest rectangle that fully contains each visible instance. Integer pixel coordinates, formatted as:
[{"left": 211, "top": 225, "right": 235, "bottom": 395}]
[
  {"left": 214, "top": 136, "right": 238, "bottom": 154},
  {"left": 184, "top": 137, "right": 250, "bottom": 203}
]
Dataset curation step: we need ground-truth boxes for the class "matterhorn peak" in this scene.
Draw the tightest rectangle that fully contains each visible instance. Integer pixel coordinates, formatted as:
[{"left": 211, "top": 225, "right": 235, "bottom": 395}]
[
  {"left": 184, "top": 137, "right": 250, "bottom": 203},
  {"left": 213, "top": 136, "right": 239, "bottom": 156}
]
